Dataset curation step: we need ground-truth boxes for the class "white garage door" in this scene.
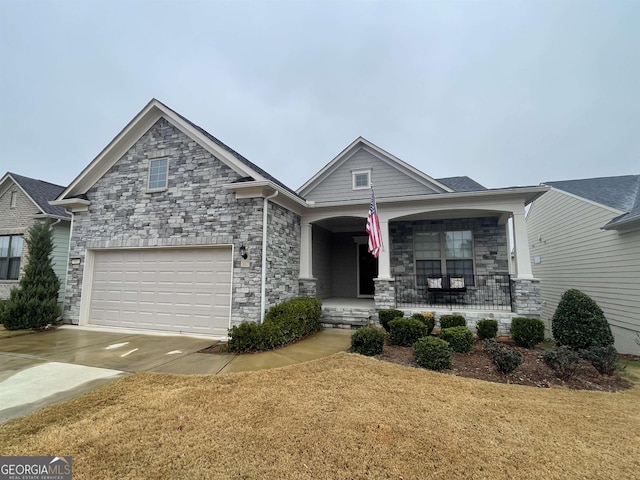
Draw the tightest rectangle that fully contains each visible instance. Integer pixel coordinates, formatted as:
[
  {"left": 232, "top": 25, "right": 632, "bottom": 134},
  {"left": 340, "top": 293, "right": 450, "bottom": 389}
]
[{"left": 89, "top": 247, "right": 232, "bottom": 335}]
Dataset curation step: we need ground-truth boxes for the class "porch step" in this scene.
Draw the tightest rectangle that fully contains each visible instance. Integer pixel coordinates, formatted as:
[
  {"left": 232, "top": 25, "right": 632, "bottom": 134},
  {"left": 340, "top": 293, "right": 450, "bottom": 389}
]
[{"left": 321, "top": 306, "right": 377, "bottom": 328}]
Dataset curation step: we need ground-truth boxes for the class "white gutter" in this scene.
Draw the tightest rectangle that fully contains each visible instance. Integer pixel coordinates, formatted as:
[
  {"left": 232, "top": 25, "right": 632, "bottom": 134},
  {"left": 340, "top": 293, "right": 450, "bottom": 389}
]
[{"left": 260, "top": 191, "right": 279, "bottom": 322}]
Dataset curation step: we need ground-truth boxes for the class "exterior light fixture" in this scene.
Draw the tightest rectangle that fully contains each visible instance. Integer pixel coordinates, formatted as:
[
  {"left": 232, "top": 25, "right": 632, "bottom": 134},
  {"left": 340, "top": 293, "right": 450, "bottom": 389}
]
[{"left": 239, "top": 245, "right": 248, "bottom": 259}]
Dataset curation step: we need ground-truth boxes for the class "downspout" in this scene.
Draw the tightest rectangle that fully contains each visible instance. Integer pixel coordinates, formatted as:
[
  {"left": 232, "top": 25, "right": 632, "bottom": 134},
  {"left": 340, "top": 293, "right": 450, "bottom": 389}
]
[{"left": 260, "top": 191, "right": 279, "bottom": 322}]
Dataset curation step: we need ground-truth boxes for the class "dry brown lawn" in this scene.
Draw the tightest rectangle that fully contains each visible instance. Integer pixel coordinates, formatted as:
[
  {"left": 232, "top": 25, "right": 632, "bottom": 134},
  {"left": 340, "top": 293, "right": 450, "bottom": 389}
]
[{"left": 1, "top": 352, "right": 639, "bottom": 479}]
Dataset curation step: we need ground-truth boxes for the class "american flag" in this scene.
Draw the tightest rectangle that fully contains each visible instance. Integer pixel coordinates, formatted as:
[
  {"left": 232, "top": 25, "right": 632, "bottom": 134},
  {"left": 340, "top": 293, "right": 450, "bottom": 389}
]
[{"left": 366, "top": 187, "right": 382, "bottom": 258}]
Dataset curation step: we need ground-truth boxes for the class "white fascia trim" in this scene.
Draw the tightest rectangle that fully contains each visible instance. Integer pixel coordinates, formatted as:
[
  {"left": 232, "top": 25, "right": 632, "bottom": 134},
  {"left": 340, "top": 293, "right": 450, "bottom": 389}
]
[
  {"left": 297, "top": 136, "right": 454, "bottom": 196},
  {"left": 223, "top": 180, "right": 307, "bottom": 208},
  {"left": 602, "top": 216, "right": 640, "bottom": 232},
  {"left": 32, "top": 213, "right": 71, "bottom": 221},
  {"left": 49, "top": 198, "right": 91, "bottom": 212},
  {"left": 57, "top": 99, "right": 267, "bottom": 200}
]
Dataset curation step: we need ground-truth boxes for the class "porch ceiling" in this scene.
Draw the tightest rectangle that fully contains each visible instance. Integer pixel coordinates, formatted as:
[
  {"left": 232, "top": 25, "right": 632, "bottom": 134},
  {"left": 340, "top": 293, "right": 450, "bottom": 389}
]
[
  {"left": 314, "top": 216, "right": 365, "bottom": 233},
  {"left": 392, "top": 209, "right": 504, "bottom": 222}
]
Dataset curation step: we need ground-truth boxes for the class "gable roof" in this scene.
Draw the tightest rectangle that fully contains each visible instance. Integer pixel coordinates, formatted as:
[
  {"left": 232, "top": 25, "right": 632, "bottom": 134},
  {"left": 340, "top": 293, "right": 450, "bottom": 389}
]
[
  {"left": 436, "top": 176, "right": 487, "bottom": 192},
  {"left": 297, "top": 137, "right": 455, "bottom": 196},
  {"left": 543, "top": 174, "right": 640, "bottom": 230},
  {"left": 1, "top": 172, "right": 70, "bottom": 219},
  {"left": 56, "top": 99, "right": 300, "bottom": 201}
]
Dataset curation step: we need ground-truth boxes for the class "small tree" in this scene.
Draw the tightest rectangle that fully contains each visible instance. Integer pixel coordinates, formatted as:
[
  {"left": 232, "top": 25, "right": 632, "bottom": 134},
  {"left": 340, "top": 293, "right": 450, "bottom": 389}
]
[
  {"left": 552, "top": 289, "right": 614, "bottom": 350},
  {"left": 0, "top": 222, "right": 60, "bottom": 330}
]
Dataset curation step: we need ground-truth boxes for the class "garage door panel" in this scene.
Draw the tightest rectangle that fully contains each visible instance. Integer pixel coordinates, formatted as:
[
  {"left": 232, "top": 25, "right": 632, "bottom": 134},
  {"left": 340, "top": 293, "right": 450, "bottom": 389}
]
[{"left": 89, "top": 247, "right": 232, "bottom": 334}]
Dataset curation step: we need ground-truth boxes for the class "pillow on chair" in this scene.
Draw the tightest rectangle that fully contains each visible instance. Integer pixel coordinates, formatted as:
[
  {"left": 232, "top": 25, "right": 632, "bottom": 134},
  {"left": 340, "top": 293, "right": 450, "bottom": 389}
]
[
  {"left": 427, "top": 277, "right": 442, "bottom": 289},
  {"left": 450, "top": 277, "right": 465, "bottom": 289}
]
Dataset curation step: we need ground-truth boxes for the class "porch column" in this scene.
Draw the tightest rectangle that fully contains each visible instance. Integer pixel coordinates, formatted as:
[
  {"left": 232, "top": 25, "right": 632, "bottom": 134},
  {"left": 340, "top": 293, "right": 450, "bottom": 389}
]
[
  {"left": 511, "top": 209, "right": 534, "bottom": 279},
  {"left": 377, "top": 218, "right": 392, "bottom": 280},
  {"left": 299, "top": 221, "right": 313, "bottom": 279}
]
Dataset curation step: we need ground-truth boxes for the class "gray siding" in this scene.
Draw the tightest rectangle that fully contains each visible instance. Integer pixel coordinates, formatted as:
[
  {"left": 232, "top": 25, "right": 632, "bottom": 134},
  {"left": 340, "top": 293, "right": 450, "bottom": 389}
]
[
  {"left": 312, "top": 225, "right": 332, "bottom": 299},
  {"left": 304, "top": 148, "right": 439, "bottom": 202},
  {"left": 51, "top": 221, "right": 70, "bottom": 303},
  {"left": 527, "top": 188, "right": 640, "bottom": 355},
  {"left": 330, "top": 233, "right": 358, "bottom": 298}
]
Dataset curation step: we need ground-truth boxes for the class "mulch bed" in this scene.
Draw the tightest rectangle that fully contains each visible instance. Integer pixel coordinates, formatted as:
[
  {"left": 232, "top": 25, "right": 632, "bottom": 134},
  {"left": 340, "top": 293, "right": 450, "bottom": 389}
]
[{"left": 377, "top": 337, "right": 633, "bottom": 392}]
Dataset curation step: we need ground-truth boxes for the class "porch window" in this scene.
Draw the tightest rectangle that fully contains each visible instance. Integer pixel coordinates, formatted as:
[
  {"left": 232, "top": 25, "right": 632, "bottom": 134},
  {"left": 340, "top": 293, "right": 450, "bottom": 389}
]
[
  {"left": 0, "top": 235, "right": 24, "bottom": 280},
  {"left": 415, "top": 230, "right": 474, "bottom": 285}
]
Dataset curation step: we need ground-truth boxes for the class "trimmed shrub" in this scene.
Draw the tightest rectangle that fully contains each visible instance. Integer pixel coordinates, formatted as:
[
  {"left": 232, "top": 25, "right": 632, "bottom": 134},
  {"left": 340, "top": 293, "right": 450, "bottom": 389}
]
[
  {"left": 439, "top": 314, "right": 466, "bottom": 329},
  {"left": 389, "top": 317, "right": 428, "bottom": 347},
  {"left": 378, "top": 309, "right": 404, "bottom": 332},
  {"left": 351, "top": 327, "right": 386, "bottom": 356},
  {"left": 413, "top": 336, "right": 452, "bottom": 371},
  {"left": 552, "top": 289, "right": 614, "bottom": 351},
  {"left": 439, "top": 326, "right": 473, "bottom": 353},
  {"left": 228, "top": 297, "right": 322, "bottom": 352},
  {"left": 484, "top": 340, "right": 523, "bottom": 374},
  {"left": 581, "top": 345, "right": 619, "bottom": 375},
  {"left": 1, "top": 222, "right": 60, "bottom": 330},
  {"left": 542, "top": 346, "right": 582, "bottom": 380},
  {"left": 476, "top": 319, "right": 498, "bottom": 340},
  {"left": 410, "top": 312, "right": 436, "bottom": 335},
  {"left": 510, "top": 317, "right": 545, "bottom": 348}
]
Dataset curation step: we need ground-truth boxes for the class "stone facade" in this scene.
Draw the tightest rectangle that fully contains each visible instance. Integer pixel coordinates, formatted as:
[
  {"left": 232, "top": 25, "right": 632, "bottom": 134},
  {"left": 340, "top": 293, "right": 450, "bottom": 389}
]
[
  {"left": 298, "top": 278, "right": 317, "bottom": 297},
  {"left": 374, "top": 278, "right": 395, "bottom": 309},
  {"left": 510, "top": 279, "right": 542, "bottom": 317},
  {"left": 0, "top": 183, "right": 36, "bottom": 298},
  {"left": 64, "top": 118, "right": 299, "bottom": 327}
]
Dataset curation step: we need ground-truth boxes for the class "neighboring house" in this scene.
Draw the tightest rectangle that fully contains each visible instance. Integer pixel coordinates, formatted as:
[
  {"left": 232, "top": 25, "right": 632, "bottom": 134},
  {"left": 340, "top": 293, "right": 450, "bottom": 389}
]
[
  {"left": 0, "top": 172, "right": 71, "bottom": 302},
  {"left": 52, "top": 99, "right": 548, "bottom": 337},
  {"left": 527, "top": 175, "right": 640, "bottom": 355}
]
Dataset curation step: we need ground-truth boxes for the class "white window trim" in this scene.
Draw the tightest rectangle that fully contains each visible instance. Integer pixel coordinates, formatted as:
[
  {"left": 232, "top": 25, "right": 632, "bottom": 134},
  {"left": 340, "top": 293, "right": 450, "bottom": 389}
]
[
  {"left": 352, "top": 169, "right": 371, "bottom": 190},
  {"left": 413, "top": 229, "right": 476, "bottom": 276},
  {"left": 147, "top": 158, "right": 169, "bottom": 192}
]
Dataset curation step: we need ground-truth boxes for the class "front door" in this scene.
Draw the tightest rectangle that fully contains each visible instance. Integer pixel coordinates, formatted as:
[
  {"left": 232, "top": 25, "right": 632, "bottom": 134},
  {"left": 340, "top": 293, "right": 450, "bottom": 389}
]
[{"left": 358, "top": 243, "right": 378, "bottom": 297}]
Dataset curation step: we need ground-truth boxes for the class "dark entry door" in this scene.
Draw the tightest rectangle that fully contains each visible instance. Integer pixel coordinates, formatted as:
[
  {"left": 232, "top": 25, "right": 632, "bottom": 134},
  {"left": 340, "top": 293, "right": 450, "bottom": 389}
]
[{"left": 358, "top": 243, "right": 378, "bottom": 297}]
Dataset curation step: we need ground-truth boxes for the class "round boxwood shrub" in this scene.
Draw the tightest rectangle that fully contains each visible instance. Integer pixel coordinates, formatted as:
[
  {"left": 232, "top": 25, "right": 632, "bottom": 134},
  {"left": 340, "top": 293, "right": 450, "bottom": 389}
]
[
  {"left": 410, "top": 312, "right": 435, "bottom": 335},
  {"left": 439, "top": 326, "right": 473, "bottom": 353},
  {"left": 552, "top": 289, "right": 614, "bottom": 350},
  {"left": 439, "top": 314, "right": 466, "bottom": 329},
  {"left": 378, "top": 309, "right": 404, "bottom": 332},
  {"left": 476, "top": 319, "right": 498, "bottom": 340},
  {"left": 484, "top": 339, "right": 523, "bottom": 374},
  {"left": 581, "top": 345, "right": 618, "bottom": 375},
  {"left": 350, "top": 326, "right": 386, "bottom": 356},
  {"left": 542, "top": 346, "right": 582, "bottom": 380},
  {"left": 413, "top": 336, "right": 452, "bottom": 371},
  {"left": 389, "top": 317, "right": 428, "bottom": 347},
  {"left": 510, "top": 317, "right": 545, "bottom": 348}
]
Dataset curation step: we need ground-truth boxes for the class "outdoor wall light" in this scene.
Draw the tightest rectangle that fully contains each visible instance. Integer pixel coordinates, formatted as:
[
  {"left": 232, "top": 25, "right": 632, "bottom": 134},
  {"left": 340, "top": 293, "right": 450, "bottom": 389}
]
[{"left": 239, "top": 245, "right": 248, "bottom": 259}]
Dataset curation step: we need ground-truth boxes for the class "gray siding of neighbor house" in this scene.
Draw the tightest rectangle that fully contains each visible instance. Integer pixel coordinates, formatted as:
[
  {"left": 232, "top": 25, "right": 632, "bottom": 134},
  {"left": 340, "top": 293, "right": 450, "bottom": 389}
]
[
  {"left": 0, "top": 183, "right": 37, "bottom": 298},
  {"left": 390, "top": 217, "right": 509, "bottom": 276},
  {"left": 303, "top": 148, "right": 440, "bottom": 203},
  {"left": 64, "top": 118, "right": 273, "bottom": 327},
  {"left": 51, "top": 221, "right": 70, "bottom": 303},
  {"left": 312, "top": 225, "right": 332, "bottom": 299},
  {"left": 527, "top": 188, "right": 640, "bottom": 355},
  {"left": 265, "top": 201, "right": 301, "bottom": 308}
]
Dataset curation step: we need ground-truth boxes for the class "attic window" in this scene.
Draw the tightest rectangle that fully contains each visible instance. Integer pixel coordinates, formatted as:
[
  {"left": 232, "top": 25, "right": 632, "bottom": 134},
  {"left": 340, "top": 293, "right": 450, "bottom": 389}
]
[
  {"left": 10, "top": 191, "right": 17, "bottom": 208},
  {"left": 148, "top": 158, "right": 168, "bottom": 190},
  {"left": 352, "top": 170, "right": 371, "bottom": 190}
]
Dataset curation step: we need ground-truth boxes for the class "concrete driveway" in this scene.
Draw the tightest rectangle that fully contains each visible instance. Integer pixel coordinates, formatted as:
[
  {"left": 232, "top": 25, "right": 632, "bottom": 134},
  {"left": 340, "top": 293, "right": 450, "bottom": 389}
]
[{"left": 0, "top": 326, "right": 352, "bottom": 423}]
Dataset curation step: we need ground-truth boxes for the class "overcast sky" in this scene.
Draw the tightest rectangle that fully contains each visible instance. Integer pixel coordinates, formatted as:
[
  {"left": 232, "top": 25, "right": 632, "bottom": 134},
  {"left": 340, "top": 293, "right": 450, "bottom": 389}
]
[{"left": 1, "top": 0, "right": 638, "bottom": 192}]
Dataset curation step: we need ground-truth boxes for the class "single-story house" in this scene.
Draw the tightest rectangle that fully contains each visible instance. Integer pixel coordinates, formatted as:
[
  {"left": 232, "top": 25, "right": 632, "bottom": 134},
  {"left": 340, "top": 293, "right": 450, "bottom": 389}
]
[
  {"left": 527, "top": 175, "right": 640, "bottom": 354},
  {"left": 0, "top": 172, "right": 71, "bottom": 302},
  {"left": 51, "top": 99, "right": 548, "bottom": 337}
]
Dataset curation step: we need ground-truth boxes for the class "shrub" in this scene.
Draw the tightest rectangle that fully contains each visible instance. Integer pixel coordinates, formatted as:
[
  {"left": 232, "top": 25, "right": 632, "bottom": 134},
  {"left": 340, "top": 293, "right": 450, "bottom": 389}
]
[
  {"left": 542, "top": 346, "right": 582, "bottom": 380},
  {"left": 1, "top": 222, "right": 60, "bottom": 330},
  {"left": 510, "top": 317, "right": 545, "bottom": 348},
  {"left": 227, "top": 297, "right": 322, "bottom": 352},
  {"left": 389, "top": 317, "right": 428, "bottom": 347},
  {"left": 552, "top": 289, "right": 614, "bottom": 350},
  {"left": 378, "top": 309, "right": 404, "bottom": 332},
  {"left": 413, "top": 336, "right": 452, "bottom": 371},
  {"left": 476, "top": 319, "right": 498, "bottom": 340},
  {"left": 439, "top": 326, "right": 473, "bottom": 353},
  {"left": 351, "top": 327, "right": 386, "bottom": 356},
  {"left": 439, "top": 314, "right": 466, "bottom": 329},
  {"left": 581, "top": 345, "right": 619, "bottom": 375},
  {"left": 484, "top": 340, "right": 523, "bottom": 374},
  {"left": 410, "top": 312, "right": 435, "bottom": 335}
]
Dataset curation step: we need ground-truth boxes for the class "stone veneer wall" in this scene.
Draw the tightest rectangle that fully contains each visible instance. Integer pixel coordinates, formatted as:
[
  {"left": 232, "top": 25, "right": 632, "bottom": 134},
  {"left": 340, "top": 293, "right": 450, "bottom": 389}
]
[
  {"left": 265, "top": 201, "right": 301, "bottom": 310},
  {"left": 64, "top": 118, "right": 268, "bottom": 326},
  {"left": 510, "top": 279, "right": 542, "bottom": 317}
]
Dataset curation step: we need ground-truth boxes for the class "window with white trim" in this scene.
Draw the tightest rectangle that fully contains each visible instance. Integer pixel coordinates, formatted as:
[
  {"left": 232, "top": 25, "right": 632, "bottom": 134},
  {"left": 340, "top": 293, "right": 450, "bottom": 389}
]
[
  {"left": 10, "top": 191, "right": 17, "bottom": 208},
  {"left": 415, "top": 230, "right": 474, "bottom": 285},
  {"left": 148, "top": 158, "right": 168, "bottom": 190},
  {"left": 352, "top": 170, "right": 370, "bottom": 190},
  {"left": 0, "top": 235, "right": 24, "bottom": 280}
]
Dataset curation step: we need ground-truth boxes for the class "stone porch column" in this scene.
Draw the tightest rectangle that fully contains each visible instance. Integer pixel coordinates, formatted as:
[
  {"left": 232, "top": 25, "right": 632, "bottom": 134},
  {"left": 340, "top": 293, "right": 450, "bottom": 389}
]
[
  {"left": 374, "top": 217, "right": 395, "bottom": 309},
  {"left": 299, "top": 221, "right": 316, "bottom": 297}
]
